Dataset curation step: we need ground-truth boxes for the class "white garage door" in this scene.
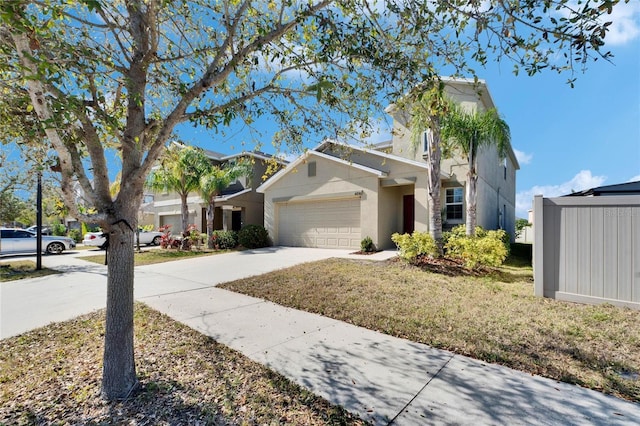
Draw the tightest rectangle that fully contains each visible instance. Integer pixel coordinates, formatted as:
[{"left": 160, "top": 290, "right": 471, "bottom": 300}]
[{"left": 278, "top": 198, "right": 361, "bottom": 249}]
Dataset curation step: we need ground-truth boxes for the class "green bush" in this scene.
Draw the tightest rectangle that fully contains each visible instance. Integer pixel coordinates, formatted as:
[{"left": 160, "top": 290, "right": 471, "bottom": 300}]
[
  {"left": 444, "top": 225, "right": 509, "bottom": 269},
  {"left": 238, "top": 224, "right": 270, "bottom": 249},
  {"left": 68, "top": 228, "right": 83, "bottom": 243},
  {"left": 51, "top": 223, "right": 66, "bottom": 236},
  {"left": 391, "top": 231, "right": 438, "bottom": 262},
  {"left": 211, "top": 230, "right": 239, "bottom": 249},
  {"left": 360, "top": 236, "right": 376, "bottom": 253}
]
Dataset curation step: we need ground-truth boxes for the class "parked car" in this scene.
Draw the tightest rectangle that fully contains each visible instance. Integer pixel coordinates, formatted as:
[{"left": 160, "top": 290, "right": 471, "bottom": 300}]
[
  {"left": 82, "top": 230, "right": 163, "bottom": 247},
  {"left": 26, "top": 225, "right": 53, "bottom": 235},
  {"left": 0, "top": 228, "right": 76, "bottom": 255}
]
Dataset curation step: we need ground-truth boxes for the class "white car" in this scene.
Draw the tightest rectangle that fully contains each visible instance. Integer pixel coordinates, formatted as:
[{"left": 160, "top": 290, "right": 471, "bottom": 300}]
[
  {"left": 82, "top": 230, "right": 163, "bottom": 247},
  {"left": 0, "top": 228, "right": 76, "bottom": 255}
]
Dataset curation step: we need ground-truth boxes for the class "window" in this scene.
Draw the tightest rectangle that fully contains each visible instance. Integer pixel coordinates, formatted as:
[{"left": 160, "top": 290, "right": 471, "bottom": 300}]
[
  {"left": 503, "top": 158, "right": 507, "bottom": 180},
  {"left": 308, "top": 161, "right": 316, "bottom": 177},
  {"left": 422, "top": 130, "right": 429, "bottom": 152},
  {"left": 445, "top": 187, "right": 463, "bottom": 221}
]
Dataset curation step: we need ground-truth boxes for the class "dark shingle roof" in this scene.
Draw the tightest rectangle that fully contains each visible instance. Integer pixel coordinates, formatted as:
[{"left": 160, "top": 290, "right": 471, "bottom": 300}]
[{"left": 565, "top": 180, "right": 640, "bottom": 196}]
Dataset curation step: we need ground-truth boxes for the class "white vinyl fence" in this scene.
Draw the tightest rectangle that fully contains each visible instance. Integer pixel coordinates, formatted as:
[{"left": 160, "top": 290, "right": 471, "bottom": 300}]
[{"left": 533, "top": 194, "right": 640, "bottom": 310}]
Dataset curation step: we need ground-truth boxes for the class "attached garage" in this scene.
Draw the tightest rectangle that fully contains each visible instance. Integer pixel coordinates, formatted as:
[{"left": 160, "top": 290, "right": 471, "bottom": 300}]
[
  {"left": 159, "top": 214, "right": 181, "bottom": 231},
  {"left": 158, "top": 211, "right": 196, "bottom": 233},
  {"left": 277, "top": 198, "right": 361, "bottom": 249}
]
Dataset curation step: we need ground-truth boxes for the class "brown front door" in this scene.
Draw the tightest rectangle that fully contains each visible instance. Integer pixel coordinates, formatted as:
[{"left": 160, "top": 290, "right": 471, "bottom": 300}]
[{"left": 403, "top": 195, "right": 414, "bottom": 234}]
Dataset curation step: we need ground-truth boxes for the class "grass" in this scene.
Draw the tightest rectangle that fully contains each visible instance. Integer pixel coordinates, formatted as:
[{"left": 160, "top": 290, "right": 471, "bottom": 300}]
[
  {"left": 220, "top": 256, "right": 640, "bottom": 403},
  {"left": 81, "top": 248, "right": 234, "bottom": 266},
  {"left": 0, "top": 304, "right": 365, "bottom": 425},
  {"left": 0, "top": 261, "right": 60, "bottom": 282}
]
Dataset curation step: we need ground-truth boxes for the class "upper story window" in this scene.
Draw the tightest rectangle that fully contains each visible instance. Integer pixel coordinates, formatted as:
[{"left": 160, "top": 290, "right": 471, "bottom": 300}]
[
  {"left": 422, "top": 130, "right": 429, "bottom": 153},
  {"left": 445, "top": 187, "right": 463, "bottom": 221},
  {"left": 308, "top": 161, "right": 316, "bottom": 177},
  {"left": 503, "top": 158, "right": 507, "bottom": 180}
]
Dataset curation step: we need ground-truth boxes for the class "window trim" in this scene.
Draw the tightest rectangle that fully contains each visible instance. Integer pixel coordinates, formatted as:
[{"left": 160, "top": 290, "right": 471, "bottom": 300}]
[{"left": 445, "top": 187, "right": 464, "bottom": 222}]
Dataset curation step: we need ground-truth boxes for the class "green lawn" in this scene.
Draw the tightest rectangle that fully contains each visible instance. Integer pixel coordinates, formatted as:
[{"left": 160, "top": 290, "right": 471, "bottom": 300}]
[{"left": 220, "top": 256, "right": 640, "bottom": 402}]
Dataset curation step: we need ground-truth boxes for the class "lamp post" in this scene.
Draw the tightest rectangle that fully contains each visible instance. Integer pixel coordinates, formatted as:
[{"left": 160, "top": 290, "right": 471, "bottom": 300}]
[{"left": 36, "top": 169, "right": 42, "bottom": 270}]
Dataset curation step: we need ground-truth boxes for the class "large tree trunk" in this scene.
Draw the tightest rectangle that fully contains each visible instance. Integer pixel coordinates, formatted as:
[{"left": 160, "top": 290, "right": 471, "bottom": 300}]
[
  {"left": 101, "top": 217, "right": 138, "bottom": 400},
  {"left": 206, "top": 200, "right": 215, "bottom": 249},
  {"left": 426, "top": 121, "right": 444, "bottom": 255},
  {"left": 466, "top": 168, "right": 478, "bottom": 236}
]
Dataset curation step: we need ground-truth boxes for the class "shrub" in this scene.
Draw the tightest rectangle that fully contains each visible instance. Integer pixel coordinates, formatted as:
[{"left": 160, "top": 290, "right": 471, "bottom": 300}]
[
  {"left": 211, "top": 230, "right": 239, "bottom": 250},
  {"left": 391, "top": 231, "right": 438, "bottom": 263},
  {"left": 444, "top": 225, "right": 509, "bottom": 269},
  {"left": 158, "top": 225, "right": 179, "bottom": 249},
  {"left": 68, "top": 228, "right": 83, "bottom": 243},
  {"left": 184, "top": 224, "right": 203, "bottom": 250},
  {"left": 238, "top": 224, "right": 270, "bottom": 249},
  {"left": 51, "top": 223, "right": 66, "bottom": 236},
  {"left": 360, "top": 236, "right": 376, "bottom": 253}
]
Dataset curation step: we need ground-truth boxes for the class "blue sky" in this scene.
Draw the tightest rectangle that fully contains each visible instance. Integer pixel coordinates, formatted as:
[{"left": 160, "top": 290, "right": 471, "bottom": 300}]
[
  {"left": 175, "top": 3, "right": 639, "bottom": 219},
  {"left": 483, "top": 3, "right": 640, "bottom": 218}
]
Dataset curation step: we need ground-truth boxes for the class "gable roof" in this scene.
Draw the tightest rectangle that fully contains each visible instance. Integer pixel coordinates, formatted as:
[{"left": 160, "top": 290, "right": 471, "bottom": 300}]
[
  {"left": 316, "top": 139, "right": 451, "bottom": 178},
  {"left": 565, "top": 180, "right": 640, "bottom": 196},
  {"left": 171, "top": 142, "right": 287, "bottom": 166},
  {"left": 257, "top": 149, "right": 387, "bottom": 193}
]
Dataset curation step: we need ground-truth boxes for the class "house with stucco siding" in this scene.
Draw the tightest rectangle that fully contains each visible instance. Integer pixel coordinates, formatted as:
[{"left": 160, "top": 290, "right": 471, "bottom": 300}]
[
  {"left": 258, "top": 78, "right": 519, "bottom": 250},
  {"left": 150, "top": 149, "right": 286, "bottom": 233}
]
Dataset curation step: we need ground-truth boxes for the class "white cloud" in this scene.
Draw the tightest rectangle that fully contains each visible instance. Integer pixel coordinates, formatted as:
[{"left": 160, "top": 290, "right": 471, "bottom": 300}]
[
  {"left": 513, "top": 148, "right": 533, "bottom": 165},
  {"left": 628, "top": 175, "right": 640, "bottom": 182},
  {"left": 515, "top": 170, "right": 607, "bottom": 217},
  {"left": 558, "top": 2, "right": 640, "bottom": 46},
  {"left": 602, "top": 1, "right": 640, "bottom": 45}
]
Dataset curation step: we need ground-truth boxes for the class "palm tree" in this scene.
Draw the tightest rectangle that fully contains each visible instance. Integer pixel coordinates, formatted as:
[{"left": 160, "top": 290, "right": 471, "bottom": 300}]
[
  {"left": 146, "top": 144, "right": 210, "bottom": 234},
  {"left": 199, "top": 160, "right": 252, "bottom": 249},
  {"left": 404, "top": 78, "right": 449, "bottom": 255},
  {"left": 441, "top": 103, "right": 511, "bottom": 236}
]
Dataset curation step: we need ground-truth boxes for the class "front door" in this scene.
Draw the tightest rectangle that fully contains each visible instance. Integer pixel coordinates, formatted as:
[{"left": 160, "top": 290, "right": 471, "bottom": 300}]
[{"left": 403, "top": 195, "right": 414, "bottom": 234}]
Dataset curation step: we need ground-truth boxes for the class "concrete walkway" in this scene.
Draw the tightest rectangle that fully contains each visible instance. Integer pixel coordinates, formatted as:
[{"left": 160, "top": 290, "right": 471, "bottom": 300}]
[{"left": 2, "top": 247, "right": 639, "bottom": 425}]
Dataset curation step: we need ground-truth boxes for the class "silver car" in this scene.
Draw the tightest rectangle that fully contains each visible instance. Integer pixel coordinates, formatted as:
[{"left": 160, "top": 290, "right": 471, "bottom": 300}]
[{"left": 0, "top": 228, "right": 76, "bottom": 255}]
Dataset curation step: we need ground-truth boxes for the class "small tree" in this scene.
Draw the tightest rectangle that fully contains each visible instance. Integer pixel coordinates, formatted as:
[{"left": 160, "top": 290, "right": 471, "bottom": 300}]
[
  {"left": 441, "top": 104, "right": 512, "bottom": 236},
  {"left": 199, "top": 160, "right": 252, "bottom": 249}
]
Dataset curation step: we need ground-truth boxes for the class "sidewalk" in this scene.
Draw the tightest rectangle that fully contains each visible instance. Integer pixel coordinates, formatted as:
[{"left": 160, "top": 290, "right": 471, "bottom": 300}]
[
  {"left": 138, "top": 278, "right": 640, "bottom": 425},
  {"left": 2, "top": 247, "right": 640, "bottom": 425}
]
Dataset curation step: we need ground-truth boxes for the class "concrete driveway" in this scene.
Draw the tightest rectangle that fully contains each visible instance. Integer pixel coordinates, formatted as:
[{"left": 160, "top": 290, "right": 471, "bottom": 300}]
[{"left": 0, "top": 246, "right": 388, "bottom": 339}]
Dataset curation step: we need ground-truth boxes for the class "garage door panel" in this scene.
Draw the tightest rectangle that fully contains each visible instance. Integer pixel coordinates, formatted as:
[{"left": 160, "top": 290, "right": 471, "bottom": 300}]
[{"left": 278, "top": 198, "right": 361, "bottom": 249}]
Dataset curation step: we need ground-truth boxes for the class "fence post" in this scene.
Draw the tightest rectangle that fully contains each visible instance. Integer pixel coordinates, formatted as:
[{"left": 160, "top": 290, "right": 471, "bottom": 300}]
[{"left": 533, "top": 195, "right": 544, "bottom": 297}]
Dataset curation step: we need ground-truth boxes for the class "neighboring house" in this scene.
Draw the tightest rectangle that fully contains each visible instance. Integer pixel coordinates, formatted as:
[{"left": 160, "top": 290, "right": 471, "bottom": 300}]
[
  {"left": 564, "top": 180, "right": 640, "bottom": 197},
  {"left": 150, "top": 150, "right": 286, "bottom": 233},
  {"left": 258, "top": 78, "right": 519, "bottom": 250}
]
